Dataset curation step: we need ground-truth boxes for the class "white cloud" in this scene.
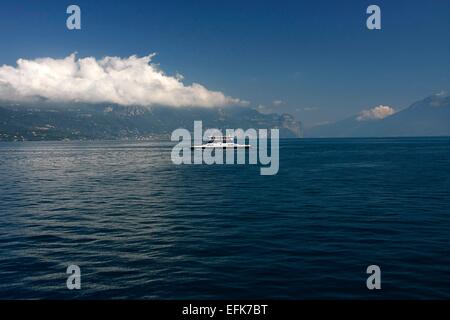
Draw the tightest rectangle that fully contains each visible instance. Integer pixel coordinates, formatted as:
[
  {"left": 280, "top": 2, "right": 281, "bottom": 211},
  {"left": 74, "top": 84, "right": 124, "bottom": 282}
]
[
  {"left": 0, "top": 53, "right": 247, "bottom": 108},
  {"left": 256, "top": 104, "right": 272, "bottom": 114},
  {"left": 272, "top": 100, "right": 284, "bottom": 106},
  {"left": 357, "top": 105, "right": 395, "bottom": 121}
]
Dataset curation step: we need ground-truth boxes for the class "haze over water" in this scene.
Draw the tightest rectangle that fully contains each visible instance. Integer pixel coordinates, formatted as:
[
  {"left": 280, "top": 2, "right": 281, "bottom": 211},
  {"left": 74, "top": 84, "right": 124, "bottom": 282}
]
[{"left": 0, "top": 138, "right": 449, "bottom": 299}]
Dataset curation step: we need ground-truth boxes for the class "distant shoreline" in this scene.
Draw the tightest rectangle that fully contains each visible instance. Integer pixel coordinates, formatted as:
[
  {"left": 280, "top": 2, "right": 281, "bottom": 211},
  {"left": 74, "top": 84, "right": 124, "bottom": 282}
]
[{"left": 1, "top": 136, "right": 450, "bottom": 143}]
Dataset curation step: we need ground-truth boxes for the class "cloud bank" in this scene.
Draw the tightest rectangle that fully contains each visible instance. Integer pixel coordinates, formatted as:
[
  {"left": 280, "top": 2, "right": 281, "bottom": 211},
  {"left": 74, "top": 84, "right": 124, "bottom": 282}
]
[
  {"left": 357, "top": 105, "right": 395, "bottom": 121},
  {"left": 272, "top": 100, "right": 284, "bottom": 106},
  {"left": 0, "top": 53, "right": 246, "bottom": 108}
]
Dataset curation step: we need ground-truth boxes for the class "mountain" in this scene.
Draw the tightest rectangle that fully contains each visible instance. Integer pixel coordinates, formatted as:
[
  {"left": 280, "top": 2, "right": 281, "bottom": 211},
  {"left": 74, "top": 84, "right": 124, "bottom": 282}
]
[
  {"left": 0, "top": 103, "right": 302, "bottom": 141},
  {"left": 306, "top": 94, "right": 450, "bottom": 137}
]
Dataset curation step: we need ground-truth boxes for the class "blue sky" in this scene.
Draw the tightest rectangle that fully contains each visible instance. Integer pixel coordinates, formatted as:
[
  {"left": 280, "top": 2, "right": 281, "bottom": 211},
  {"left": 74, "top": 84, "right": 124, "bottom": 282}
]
[{"left": 0, "top": 0, "right": 449, "bottom": 126}]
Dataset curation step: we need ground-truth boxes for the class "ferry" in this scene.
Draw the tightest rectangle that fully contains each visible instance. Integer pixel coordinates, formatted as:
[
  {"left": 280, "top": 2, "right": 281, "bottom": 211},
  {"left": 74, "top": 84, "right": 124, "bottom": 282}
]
[{"left": 191, "top": 135, "right": 251, "bottom": 149}]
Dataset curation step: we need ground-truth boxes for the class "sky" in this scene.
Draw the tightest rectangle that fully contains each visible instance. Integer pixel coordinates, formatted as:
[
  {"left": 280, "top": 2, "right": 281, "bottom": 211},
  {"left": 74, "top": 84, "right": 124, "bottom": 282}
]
[{"left": 0, "top": 0, "right": 449, "bottom": 127}]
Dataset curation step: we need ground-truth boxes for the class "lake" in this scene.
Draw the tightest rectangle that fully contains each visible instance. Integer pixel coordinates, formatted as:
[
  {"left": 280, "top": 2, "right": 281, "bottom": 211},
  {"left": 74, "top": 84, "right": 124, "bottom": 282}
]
[{"left": 0, "top": 138, "right": 449, "bottom": 299}]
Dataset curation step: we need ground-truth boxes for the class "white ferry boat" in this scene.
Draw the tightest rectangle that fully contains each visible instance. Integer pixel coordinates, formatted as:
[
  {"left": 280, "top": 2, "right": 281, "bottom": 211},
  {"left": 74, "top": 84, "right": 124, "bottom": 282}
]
[{"left": 191, "top": 135, "right": 251, "bottom": 149}]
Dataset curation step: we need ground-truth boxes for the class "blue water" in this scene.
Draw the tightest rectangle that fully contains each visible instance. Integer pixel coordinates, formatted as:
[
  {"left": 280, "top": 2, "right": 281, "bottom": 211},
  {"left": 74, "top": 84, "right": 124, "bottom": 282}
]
[{"left": 0, "top": 138, "right": 449, "bottom": 299}]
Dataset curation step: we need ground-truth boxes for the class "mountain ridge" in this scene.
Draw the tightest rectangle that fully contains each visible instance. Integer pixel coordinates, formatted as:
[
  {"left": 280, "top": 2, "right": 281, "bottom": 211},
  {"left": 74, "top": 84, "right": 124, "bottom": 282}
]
[
  {"left": 0, "top": 103, "right": 302, "bottom": 141},
  {"left": 306, "top": 94, "right": 450, "bottom": 137}
]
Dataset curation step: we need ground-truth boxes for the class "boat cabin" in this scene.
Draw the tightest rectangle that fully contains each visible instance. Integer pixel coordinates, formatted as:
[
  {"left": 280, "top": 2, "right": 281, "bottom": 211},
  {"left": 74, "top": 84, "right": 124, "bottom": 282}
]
[{"left": 207, "top": 136, "right": 233, "bottom": 144}]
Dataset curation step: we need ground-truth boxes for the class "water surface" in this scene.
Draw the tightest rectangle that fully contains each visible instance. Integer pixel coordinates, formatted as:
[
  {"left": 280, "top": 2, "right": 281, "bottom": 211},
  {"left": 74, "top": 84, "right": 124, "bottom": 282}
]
[{"left": 0, "top": 138, "right": 449, "bottom": 299}]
